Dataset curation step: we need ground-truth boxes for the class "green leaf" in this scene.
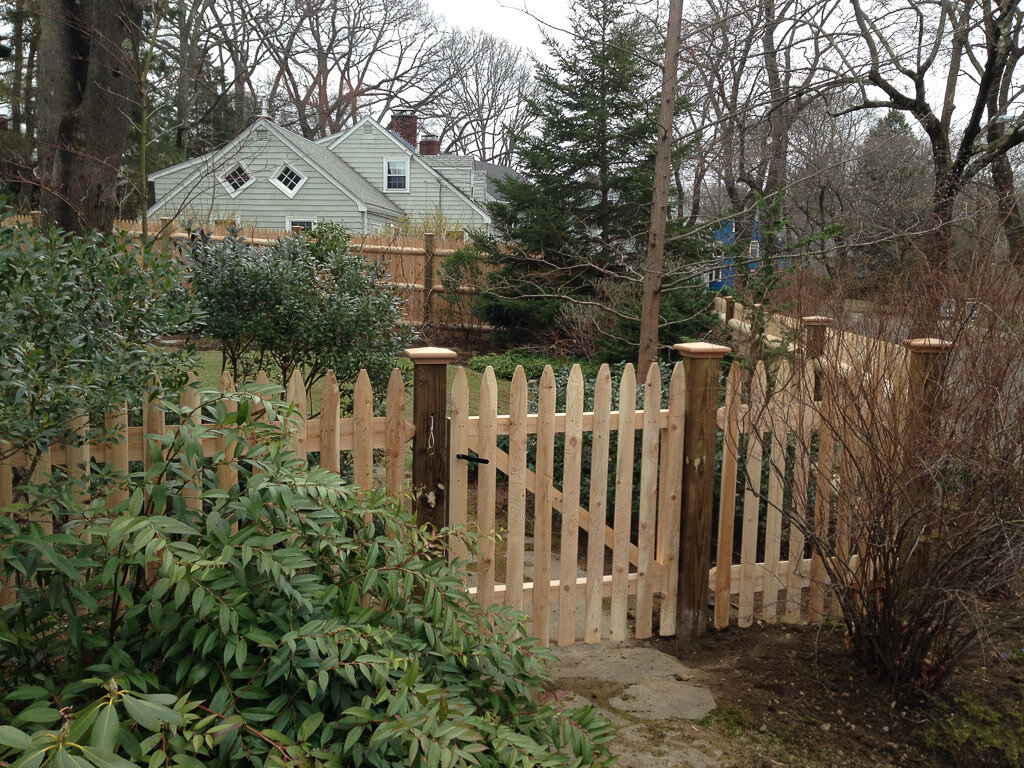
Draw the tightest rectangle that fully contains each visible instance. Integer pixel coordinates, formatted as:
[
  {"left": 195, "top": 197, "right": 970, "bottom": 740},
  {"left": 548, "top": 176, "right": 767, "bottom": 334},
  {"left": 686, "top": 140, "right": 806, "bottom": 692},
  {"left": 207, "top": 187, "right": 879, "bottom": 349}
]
[
  {"left": 297, "top": 712, "right": 324, "bottom": 742},
  {"left": 0, "top": 725, "right": 33, "bottom": 750},
  {"left": 121, "top": 694, "right": 184, "bottom": 731},
  {"left": 14, "top": 707, "right": 61, "bottom": 726},
  {"left": 77, "top": 746, "right": 137, "bottom": 768},
  {"left": 90, "top": 702, "right": 119, "bottom": 753}
]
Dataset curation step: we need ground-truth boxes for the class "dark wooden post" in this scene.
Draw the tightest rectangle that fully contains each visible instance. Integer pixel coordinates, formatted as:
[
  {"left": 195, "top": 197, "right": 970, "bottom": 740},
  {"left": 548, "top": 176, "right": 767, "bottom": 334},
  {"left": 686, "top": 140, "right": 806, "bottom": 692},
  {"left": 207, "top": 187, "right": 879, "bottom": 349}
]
[
  {"left": 724, "top": 296, "right": 735, "bottom": 323},
  {"left": 406, "top": 346, "right": 456, "bottom": 530},
  {"left": 801, "top": 316, "right": 833, "bottom": 401},
  {"left": 422, "top": 232, "right": 436, "bottom": 326},
  {"left": 674, "top": 341, "right": 731, "bottom": 640}
]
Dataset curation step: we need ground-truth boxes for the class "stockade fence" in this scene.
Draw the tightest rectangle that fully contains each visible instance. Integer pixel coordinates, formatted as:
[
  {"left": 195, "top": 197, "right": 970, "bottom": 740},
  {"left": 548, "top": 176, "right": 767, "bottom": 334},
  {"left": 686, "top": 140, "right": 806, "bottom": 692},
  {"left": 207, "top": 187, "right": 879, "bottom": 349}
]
[
  {"left": 1, "top": 322, "right": 950, "bottom": 646},
  {"left": 2, "top": 213, "right": 484, "bottom": 332}
]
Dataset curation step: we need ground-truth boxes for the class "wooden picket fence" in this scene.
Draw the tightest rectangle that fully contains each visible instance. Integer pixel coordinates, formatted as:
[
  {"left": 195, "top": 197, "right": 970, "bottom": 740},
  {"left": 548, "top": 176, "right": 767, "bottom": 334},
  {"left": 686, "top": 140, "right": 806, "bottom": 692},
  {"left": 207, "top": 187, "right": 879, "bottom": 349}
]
[
  {"left": 2, "top": 316, "right": 941, "bottom": 645},
  {"left": 0, "top": 366, "right": 415, "bottom": 545},
  {"left": 448, "top": 362, "right": 686, "bottom": 647}
]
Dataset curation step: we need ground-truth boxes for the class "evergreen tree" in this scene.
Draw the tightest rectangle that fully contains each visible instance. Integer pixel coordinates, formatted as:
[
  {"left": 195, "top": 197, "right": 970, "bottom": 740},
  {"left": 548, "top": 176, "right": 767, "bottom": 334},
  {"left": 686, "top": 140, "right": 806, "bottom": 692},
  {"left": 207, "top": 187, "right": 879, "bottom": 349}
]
[{"left": 471, "top": 0, "right": 661, "bottom": 340}]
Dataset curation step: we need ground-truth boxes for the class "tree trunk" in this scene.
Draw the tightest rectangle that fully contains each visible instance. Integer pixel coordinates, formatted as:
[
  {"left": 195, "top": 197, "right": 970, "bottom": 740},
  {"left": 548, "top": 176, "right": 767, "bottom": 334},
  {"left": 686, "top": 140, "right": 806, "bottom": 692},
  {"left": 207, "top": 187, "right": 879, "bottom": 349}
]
[
  {"left": 36, "top": 0, "right": 143, "bottom": 233},
  {"left": 638, "top": 0, "right": 683, "bottom": 372}
]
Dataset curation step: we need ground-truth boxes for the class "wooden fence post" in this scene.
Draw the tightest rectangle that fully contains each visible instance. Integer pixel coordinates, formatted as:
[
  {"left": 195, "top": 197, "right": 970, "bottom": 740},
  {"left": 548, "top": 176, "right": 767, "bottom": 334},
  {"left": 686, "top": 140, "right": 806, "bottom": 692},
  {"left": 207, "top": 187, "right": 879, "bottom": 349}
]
[
  {"left": 422, "top": 233, "right": 436, "bottom": 326},
  {"left": 802, "top": 315, "right": 833, "bottom": 400},
  {"left": 674, "top": 341, "right": 730, "bottom": 640},
  {"left": 724, "top": 296, "right": 735, "bottom": 323},
  {"left": 904, "top": 337, "right": 951, "bottom": 415},
  {"left": 406, "top": 346, "right": 456, "bottom": 530}
]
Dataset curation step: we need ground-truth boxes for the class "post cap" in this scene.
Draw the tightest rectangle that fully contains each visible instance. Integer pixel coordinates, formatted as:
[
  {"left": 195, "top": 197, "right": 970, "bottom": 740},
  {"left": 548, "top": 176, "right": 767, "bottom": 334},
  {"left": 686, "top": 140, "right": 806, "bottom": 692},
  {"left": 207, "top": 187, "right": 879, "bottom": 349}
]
[
  {"left": 903, "top": 338, "right": 952, "bottom": 354},
  {"left": 801, "top": 315, "right": 833, "bottom": 326},
  {"left": 673, "top": 342, "right": 731, "bottom": 359},
  {"left": 405, "top": 346, "right": 457, "bottom": 365}
]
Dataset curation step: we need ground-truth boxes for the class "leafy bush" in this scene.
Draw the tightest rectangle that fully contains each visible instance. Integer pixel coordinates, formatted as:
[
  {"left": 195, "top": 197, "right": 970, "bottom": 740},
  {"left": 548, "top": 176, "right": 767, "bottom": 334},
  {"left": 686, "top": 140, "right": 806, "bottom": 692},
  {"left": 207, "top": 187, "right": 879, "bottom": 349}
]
[
  {"left": 0, "top": 214, "right": 198, "bottom": 457},
  {"left": 187, "top": 224, "right": 412, "bottom": 397},
  {"left": 0, "top": 387, "right": 614, "bottom": 767}
]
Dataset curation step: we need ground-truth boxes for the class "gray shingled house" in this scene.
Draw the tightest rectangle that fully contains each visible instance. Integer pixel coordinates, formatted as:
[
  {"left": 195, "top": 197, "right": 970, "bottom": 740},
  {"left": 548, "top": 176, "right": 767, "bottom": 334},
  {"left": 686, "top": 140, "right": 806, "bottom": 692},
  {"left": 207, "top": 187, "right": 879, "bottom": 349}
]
[{"left": 148, "top": 110, "right": 505, "bottom": 234}]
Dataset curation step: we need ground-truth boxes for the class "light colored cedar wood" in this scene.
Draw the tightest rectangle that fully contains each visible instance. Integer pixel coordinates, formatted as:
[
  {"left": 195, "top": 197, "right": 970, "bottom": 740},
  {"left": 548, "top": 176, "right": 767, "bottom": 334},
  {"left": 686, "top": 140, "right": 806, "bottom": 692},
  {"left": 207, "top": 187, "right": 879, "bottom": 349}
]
[
  {"left": 558, "top": 364, "right": 584, "bottom": 646},
  {"left": 489, "top": 446, "right": 657, "bottom": 578},
  {"left": 610, "top": 364, "right": 637, "bottom": 642},
  {"left": 216, "top": 372, "right": 239, "bottom": 533},
  {"left": 105, "top": 406, "right": 129, "bottom": 508},
  {"left": 448, "top": 367, "right": 469, "bottom": 566},
  {"left": 635, "top": 363, "right": 662, "bottom": 639},
  {"left": 476, "top": 367, "right": 498, "bottom": 608},
  {"left": 762, "top": 360, "right": 789, "bottom": 622},
  {"left": 714, "top": 362, "right": 741, "bottom": 629},
  {"left": 286, "top": 369, "right": 308, "bottom": 460},
  {"left": 353, "top": 369, "right": 373, "bottom": 490},
  {"left": 809, "top": 361, "right": 835, "bottom": 619},
  {"left": 657, "top": 362, "right": 685, "bottom": 635},
  {"left": 585, "top": 364, "right": 612, "bottom": 643},
  {"left": 180, "top": 375, "right": 202, "bottom": 515},
  {"left": 320, "top": 371, "right": 341, "bottom": 474},
  {"left": 385, "top": 368, "right": 407, "bottom": 496},
  {"left": 506, "top": 366, "right": 528, "bottom": 610},
  {"left": 738, "top": 362, "right": 767, "bottom": 627},
  {"left": 786, "top": 363, "right": 814, "bottom": 624},
  {"left": 67, "top": 410, "right": 91, "bottom": 517},
  {"left": 533, "top": 365, "right": 557, "bottom": 645}
]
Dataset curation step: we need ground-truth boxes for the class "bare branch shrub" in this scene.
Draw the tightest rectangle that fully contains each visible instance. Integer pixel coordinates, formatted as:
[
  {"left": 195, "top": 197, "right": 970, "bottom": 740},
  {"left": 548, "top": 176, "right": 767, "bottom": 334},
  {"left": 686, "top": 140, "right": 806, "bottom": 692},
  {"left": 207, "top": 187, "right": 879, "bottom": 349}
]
[{"left": 745, "top": 262, "right": 1024, "bottom": 692}]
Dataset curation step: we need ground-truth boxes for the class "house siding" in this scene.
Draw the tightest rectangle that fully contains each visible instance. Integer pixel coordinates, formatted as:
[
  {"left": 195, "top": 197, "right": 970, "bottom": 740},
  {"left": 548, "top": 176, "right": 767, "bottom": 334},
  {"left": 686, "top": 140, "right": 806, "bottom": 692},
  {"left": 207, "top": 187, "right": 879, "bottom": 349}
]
[
  {"left": 150, "top": 133, "right": 368, "bottom": 231},
  {"left": 333, "top": 128, "right": 491, "bottom": 231}
]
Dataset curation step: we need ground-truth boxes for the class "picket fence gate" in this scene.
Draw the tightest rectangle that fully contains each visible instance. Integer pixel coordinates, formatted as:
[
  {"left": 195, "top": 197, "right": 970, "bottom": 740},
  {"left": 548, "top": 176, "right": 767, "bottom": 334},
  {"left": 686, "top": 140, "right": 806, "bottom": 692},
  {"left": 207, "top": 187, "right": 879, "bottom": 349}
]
[{"left": 3, "top": 316, "right": 946, "bottom": 647}]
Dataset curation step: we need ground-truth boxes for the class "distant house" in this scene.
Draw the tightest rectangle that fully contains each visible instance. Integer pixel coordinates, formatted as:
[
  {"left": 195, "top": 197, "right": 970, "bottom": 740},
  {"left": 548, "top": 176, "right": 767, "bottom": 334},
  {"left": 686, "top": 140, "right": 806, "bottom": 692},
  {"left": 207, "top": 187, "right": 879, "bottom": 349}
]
[{"left": 148, "top": 110, "right": 505, "bottom": 233}]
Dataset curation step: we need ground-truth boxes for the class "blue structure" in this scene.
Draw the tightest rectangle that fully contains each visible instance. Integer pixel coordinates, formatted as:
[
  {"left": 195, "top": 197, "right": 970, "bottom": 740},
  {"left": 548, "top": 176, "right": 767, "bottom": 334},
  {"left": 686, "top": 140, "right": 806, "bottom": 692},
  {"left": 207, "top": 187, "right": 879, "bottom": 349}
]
[{"left": 706, "top": 219, "right": 797, "bottom": 290}]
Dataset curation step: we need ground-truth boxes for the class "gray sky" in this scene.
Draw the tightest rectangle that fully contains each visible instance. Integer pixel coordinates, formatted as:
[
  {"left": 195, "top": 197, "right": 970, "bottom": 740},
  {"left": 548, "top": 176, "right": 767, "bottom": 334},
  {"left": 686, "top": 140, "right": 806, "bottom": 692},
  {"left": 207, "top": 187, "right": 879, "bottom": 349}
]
[{"left": 428, "top": 0, "right": 571, "bottom": 54}]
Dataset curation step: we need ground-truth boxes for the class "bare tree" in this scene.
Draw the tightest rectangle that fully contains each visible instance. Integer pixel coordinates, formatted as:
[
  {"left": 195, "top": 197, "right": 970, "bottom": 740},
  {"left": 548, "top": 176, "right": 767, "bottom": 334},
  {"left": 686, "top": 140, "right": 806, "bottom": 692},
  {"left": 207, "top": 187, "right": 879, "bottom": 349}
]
[
  {"left": 36, "top": 0, "right": 144, "bottom": 232},
  {"left": 421, "top": 30, "right": 537, "bottom": 166},
  {"left": 824, "top": 0, "right": 1024, "bottom": 268},
  {"left": 260, "top": 0, "right": 447, "bottom": 139},
  {"left": 681, "top": 0, "right": 832, "bottom": 262}
]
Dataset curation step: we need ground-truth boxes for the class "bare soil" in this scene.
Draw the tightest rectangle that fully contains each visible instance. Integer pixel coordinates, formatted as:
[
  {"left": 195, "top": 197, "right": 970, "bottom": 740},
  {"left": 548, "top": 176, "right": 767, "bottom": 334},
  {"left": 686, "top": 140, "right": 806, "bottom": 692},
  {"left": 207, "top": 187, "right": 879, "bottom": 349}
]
[{"left": 641, "top": 622, "right": 1024, "bottom": 768}]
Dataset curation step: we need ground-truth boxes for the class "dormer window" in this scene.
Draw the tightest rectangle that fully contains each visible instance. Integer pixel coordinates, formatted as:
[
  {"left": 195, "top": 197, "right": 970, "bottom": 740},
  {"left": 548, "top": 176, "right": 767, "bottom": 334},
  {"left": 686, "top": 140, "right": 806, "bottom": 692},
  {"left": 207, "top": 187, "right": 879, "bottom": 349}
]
[
  {"left": 271, "top": 163, "right": 306, "bottom": 197},
  {"left": 220, "top": 163, "right": 254, "bottom": 197},
  {"left": 385, "top": 158, "right": 408, "bottom": 192}
]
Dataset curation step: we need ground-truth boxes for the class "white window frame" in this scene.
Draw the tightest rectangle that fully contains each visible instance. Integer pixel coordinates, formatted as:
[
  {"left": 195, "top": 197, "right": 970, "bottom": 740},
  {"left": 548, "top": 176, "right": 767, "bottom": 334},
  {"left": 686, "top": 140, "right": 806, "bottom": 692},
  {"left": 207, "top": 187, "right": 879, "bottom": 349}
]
[
  {"left": 384, "top": 157, "right": 409, "bottom": 192},
  {"left": 270, "top": 163, "right": 307, "bottom": 198},
  {"left": 285, "top": 217, "right": 317, "bottom": 232},
  {"left": 219, "top": 162, "right": 255, "bottom": 198}
]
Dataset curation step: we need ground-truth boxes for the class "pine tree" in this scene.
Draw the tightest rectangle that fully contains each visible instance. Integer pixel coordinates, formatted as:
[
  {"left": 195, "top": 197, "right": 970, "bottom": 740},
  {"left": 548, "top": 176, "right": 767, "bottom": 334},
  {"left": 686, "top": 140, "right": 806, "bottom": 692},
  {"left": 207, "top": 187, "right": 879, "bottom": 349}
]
[{"left": 472, "top": 0, "right": 660, "bottom": 339}]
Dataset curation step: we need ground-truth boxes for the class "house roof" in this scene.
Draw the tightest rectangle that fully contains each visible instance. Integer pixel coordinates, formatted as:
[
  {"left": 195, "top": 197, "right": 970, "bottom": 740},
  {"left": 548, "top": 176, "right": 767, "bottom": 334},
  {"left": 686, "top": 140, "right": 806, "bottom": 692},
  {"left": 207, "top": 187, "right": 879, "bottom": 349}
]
[
  {"left": 148, "top": 117, "right": 403, "bottom": 219},
  {"left": 474, "top": 160, "right": 522, "bottom": 202},
  {"left": 325, "top": 116, "right": 493, "bottom": 223}
]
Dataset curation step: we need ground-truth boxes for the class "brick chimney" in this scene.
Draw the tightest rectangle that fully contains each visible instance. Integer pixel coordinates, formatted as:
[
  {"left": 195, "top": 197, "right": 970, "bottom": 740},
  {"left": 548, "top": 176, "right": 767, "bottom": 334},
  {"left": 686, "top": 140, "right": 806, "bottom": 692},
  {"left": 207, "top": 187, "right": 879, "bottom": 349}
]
[
  {"left": 389, "top": 110, "right": 417, "bottom": 149},
  {"left": 419, "top": 133, "right": 441, "bottom": 156}
]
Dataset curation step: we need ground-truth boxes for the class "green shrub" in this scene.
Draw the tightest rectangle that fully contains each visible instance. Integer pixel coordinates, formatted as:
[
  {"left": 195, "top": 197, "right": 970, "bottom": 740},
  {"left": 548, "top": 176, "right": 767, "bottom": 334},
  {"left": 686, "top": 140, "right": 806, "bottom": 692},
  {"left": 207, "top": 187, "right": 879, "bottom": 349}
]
[
  {"left": 0, "top": 387, "right": 614, "bottom": 767},
  {"left": 187, "top": 223, "right": 412, "bottom": 397},
  {"left": 0, "top": 214, "right": 198, "bottom": 456}
]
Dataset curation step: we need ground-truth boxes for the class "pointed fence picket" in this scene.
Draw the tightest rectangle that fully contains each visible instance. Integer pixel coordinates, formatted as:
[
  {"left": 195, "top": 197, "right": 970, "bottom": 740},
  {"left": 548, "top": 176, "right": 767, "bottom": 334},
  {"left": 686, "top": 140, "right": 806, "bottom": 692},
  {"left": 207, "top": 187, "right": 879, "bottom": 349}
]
[
  {"left": 0, "top": 367, "right": 417, "bottom": 605},
  {"left": 4, "top": 319, "right": 944, "bottom": 645}
]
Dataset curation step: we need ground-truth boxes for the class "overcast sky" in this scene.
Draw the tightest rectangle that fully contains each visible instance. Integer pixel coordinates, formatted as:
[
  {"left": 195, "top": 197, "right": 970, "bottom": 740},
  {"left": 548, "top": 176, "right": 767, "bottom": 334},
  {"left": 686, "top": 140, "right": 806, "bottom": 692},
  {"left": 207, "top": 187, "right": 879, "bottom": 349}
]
[{"left": 428, "top": 0, "right": 572, "bottom": 55}]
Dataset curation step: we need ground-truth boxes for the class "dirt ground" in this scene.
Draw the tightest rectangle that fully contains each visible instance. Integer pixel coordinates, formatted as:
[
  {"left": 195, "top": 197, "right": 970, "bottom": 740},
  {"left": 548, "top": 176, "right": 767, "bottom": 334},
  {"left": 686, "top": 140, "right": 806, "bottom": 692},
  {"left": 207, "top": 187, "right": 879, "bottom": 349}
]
[{"left": 627, "top": 622, "right": 1024, "bottom": 768}]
